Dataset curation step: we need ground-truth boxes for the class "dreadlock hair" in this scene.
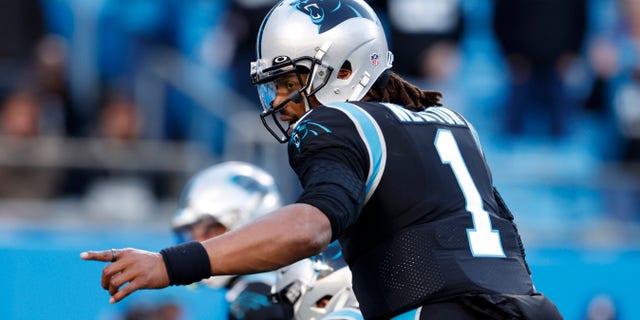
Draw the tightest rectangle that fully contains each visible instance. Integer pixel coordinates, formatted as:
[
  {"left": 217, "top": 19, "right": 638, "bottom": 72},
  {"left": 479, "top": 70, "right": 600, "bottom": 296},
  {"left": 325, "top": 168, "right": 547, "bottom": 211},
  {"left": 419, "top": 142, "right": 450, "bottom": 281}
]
[{"left": 363, "top": 71, "right": 443, "bottom": 111}]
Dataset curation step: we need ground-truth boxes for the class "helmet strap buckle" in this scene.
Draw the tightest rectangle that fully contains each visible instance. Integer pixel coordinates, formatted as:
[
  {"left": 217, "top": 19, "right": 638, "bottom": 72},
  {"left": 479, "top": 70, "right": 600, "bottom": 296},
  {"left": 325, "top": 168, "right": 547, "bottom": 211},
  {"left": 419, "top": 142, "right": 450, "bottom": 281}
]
[
  {"left": 348, "top": 72, "right": 371, "bottom": 101},
  {"left": 307, "top": 41, "right": 333, "bottom": 97},
  {"left": 314, "top": 41, "right": 332, "bottom": 60}
]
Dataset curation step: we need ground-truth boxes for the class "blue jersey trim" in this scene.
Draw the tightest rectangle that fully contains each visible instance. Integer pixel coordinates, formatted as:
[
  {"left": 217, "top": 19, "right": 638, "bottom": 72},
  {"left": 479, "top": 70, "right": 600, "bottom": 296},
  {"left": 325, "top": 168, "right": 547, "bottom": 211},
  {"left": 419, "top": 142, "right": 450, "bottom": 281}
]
[
  {"left": 325, "top": 102, "right": 386, "bottom": 202},
  {"left": 321, "top": 307, "right": 364, "bottom": 320},
  {"left": 390, "top": 307, "right": 421, "bottom": 320}
]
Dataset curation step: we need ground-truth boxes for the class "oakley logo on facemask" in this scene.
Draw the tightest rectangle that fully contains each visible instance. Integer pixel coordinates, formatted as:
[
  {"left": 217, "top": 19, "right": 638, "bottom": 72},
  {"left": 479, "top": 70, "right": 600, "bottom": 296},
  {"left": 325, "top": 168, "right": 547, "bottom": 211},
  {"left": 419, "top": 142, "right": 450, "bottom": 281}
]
[{"left": 291, "top": 0, "right": 376, "bottom": 33}]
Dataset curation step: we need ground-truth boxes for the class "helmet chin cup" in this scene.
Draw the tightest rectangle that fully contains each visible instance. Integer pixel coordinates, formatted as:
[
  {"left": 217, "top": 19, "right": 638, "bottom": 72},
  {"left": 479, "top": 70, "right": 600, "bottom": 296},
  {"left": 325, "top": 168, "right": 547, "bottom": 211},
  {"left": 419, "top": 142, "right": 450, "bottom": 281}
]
[{"left": 259, "top": 86, "right": 313, "bottom": 144}]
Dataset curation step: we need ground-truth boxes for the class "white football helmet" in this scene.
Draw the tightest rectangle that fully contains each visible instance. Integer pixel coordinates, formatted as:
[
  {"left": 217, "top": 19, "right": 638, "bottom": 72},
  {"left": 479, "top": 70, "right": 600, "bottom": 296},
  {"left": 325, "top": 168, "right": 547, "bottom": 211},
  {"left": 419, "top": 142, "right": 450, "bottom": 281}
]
[
  {"left": 251, "top": 0, "right": 393, "bottom": 142},
  {"left": 172, "top": 161, "right": 282, "bottom": 288},
  {"left": 172, "top": 161, "right": 282, "bottom": 235},
  {"left": 271, "top": 242, "right": 359, "bottom": 320}
]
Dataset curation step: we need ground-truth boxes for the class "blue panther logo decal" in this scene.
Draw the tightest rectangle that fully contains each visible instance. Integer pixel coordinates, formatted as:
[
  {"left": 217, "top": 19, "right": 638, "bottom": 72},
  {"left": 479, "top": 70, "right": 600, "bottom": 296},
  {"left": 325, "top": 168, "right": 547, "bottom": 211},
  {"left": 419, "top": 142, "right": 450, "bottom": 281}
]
[
  {"left": 291, "top": 0, "right": 377, "bottom": 33},
  {"left": 230, "top": 175, "right": 269, "bottom": 195},
  {"left": 290, "top": 119, "right": 332, "bottom": 150}
]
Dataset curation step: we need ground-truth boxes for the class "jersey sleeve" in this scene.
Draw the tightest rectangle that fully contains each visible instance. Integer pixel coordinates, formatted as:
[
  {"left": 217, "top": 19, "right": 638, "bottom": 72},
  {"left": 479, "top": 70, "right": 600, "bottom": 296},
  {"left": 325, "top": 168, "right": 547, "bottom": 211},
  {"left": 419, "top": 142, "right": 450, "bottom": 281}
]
[{"left": 288, "top": 106, "right": 372, "bottom": 241}]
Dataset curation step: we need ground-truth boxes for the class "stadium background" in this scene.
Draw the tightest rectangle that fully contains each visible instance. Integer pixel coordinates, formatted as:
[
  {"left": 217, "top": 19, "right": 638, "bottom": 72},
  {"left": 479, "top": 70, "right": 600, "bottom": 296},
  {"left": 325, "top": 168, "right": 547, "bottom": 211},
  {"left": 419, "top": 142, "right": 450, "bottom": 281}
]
[{"left": 0, "top": 0, "right": 638, "bottom": 319}]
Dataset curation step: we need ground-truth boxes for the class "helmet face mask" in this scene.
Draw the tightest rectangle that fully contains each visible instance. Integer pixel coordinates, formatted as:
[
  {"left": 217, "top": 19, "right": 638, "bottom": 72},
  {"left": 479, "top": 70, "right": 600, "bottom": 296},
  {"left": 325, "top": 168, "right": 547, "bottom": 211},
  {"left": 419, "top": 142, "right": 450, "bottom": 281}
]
[
  {"left": 252, "top": 0, "right": 393, "bottom": 143},
  {"left": 252, "top": 55, "right": 334, "bottom": 143}
]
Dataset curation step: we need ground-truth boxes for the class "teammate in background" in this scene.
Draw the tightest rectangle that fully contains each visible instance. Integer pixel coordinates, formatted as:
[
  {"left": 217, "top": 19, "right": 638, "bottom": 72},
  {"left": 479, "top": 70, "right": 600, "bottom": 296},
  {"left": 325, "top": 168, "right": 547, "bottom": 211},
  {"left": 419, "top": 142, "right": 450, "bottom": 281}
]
[
  {"left": 171, "top": 161, "right": 290, "bottom": 320},
  {"left": 81, "top": 1, "right": 563, "bottom": 319},
  {"left": 271, "top": 241, "right": 362, "bottom": 320}
]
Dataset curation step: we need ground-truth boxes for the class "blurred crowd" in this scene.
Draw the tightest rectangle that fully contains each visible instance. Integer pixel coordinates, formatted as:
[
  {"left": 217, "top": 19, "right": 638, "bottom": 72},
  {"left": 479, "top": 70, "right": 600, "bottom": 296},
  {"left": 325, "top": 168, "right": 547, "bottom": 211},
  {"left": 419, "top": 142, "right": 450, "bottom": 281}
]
[{"left": 0, "top": 0, "right": 639, "bottom": 225}]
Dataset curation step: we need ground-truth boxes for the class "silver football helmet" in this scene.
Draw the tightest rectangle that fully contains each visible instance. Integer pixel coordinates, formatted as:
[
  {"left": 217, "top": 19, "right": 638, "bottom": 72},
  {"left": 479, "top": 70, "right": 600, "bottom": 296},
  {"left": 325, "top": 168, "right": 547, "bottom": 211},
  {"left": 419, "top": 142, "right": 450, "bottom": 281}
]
[
  {"left": 172, "top": 161, "right": 282, "bottom": 288},
  {"left": 271, "top": 242, "right": 358, "bottom": 320},
  {"left": 251, "top": 0, "right": 393, "bottom": 142},
  {"left": 172, "top": 161, "right": 282, "bottom": 235}
]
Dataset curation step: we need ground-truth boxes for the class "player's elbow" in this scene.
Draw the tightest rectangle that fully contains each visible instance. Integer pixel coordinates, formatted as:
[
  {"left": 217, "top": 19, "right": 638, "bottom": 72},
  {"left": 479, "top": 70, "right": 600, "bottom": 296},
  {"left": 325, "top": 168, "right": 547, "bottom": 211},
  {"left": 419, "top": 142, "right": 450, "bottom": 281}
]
[
  {"left": 289, "top": 203, "right": 333, "bottom": 256},
  {"left": 298, "top": 226, "right": 331, "bottom": 257}
]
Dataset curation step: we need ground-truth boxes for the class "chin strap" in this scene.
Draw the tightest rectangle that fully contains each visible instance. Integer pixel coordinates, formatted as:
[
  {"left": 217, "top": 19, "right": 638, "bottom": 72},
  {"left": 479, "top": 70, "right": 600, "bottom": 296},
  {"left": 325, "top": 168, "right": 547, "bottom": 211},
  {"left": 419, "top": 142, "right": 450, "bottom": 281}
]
[
  {"left": 306, "top": 41, "right": 333, "bottom": 111},
  {"left": 350, "top": 68, "right": 392, "bottom": 101},
  {"left": 348, "top": 72, "right": 371, "bottom": 101}
]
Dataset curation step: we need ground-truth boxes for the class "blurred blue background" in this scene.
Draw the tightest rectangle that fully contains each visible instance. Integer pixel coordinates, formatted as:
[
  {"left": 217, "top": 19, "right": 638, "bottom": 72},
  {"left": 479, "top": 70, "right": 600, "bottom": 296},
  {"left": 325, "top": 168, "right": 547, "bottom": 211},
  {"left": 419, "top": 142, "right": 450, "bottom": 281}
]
[{"left": 0, "top": 0, "right": 638, "bottom": 319}]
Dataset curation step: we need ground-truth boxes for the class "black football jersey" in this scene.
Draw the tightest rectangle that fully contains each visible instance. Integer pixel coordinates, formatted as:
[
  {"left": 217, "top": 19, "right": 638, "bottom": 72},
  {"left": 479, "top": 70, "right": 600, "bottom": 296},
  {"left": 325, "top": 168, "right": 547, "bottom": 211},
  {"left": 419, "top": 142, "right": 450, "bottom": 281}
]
[{"left": 289, "top": 101, "right": 534, "bottom": 319}]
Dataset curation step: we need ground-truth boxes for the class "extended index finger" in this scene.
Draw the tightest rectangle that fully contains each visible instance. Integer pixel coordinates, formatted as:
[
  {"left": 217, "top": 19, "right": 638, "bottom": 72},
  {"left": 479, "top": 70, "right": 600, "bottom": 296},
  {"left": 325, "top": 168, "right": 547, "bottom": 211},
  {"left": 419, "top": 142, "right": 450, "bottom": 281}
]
[{"left": 80, "top": 250, "right": 114, "bottom": 262}]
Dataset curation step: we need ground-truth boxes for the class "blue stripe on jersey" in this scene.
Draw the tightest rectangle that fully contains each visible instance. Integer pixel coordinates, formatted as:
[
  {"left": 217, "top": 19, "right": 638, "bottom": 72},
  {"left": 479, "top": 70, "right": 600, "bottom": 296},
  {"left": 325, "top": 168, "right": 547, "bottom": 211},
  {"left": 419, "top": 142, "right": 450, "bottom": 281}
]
[
  {"left": 390, "top": 307, "right": 421, "bottom": 320},
  {"left": 321, "top": 308, "right": 364, "bottom": 320},
  {"left": 325, "top": 102, "right": 386, "bottom": 203}
]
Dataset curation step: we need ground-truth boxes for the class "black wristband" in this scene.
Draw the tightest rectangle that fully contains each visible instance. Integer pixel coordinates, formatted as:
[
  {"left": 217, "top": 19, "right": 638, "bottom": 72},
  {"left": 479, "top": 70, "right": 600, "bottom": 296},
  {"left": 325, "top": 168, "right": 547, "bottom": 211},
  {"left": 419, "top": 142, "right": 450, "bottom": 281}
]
[{"left": 160, "top": 241, "right": 212, "bottom": 286}]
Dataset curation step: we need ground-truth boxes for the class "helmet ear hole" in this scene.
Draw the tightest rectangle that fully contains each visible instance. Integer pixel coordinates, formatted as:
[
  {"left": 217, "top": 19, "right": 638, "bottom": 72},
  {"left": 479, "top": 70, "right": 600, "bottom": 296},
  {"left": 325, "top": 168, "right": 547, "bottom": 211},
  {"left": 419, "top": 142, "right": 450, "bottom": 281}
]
[
  {"left": 315, "top": 295, "right": 333, "bottom": 308},
  {"left": 340, "top": 61, "right": 352, "bottom": 71},
  {"left": 338, "top": 61, "right": 352, "bottom": 80}
]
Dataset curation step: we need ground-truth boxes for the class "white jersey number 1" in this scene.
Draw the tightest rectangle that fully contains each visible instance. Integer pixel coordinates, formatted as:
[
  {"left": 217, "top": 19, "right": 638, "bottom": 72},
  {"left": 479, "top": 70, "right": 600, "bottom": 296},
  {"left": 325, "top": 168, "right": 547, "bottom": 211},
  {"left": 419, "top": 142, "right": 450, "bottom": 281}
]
[{"left": 435, "top": 129, "right": 505, "bottom": 257}]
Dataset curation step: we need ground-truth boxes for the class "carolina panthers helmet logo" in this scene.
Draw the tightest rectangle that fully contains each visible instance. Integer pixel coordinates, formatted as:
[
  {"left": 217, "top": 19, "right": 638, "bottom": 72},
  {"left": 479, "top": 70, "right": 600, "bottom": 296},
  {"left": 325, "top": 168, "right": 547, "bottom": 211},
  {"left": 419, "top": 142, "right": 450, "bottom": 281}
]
[
  {"left": 291, "top": 0, "right": 377, "bottom": 33},
  {"left": 231, "top": 175, "right": 269, "bottom": 195},
  {"left": 290, "top": 119, "right": 332, "bottom": 150}
]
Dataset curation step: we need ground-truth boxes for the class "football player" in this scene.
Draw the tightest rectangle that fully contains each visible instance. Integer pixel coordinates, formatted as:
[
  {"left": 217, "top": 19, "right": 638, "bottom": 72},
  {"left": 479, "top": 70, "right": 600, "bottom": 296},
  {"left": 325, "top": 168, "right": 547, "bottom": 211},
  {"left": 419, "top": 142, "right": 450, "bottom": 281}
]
[
  {"left": 82, "top": 1, "right": 562, "bottom": 319},
  {"left": 171, "top": 161, "right": 289, "bottom": 320}
]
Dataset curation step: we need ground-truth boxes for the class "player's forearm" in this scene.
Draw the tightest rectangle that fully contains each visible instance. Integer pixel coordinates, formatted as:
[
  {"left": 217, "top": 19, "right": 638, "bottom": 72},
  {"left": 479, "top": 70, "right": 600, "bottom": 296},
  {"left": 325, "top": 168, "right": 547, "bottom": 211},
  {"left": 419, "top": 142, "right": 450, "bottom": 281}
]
[{"left": 202, "top": 203, "right": 332, "bottom": 275}]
